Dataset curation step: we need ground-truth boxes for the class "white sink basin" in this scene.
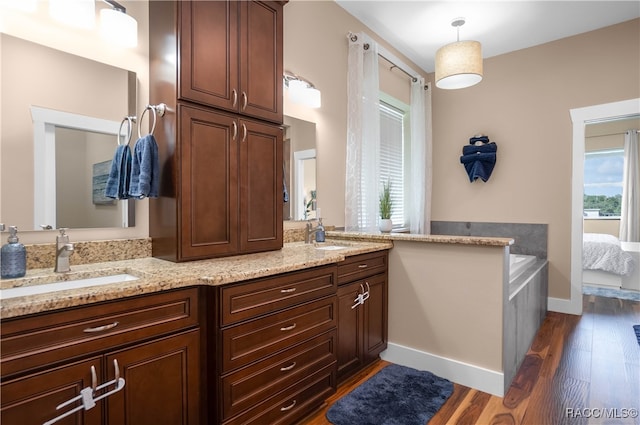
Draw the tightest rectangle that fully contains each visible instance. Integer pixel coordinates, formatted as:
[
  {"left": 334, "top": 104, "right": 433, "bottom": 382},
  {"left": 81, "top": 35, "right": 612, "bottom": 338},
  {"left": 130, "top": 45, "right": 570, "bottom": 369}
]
[
  {"left": 0, "top": 273, "right": 139, "bottom": 299},
  {"left": 315, "top": 245, "right": 347, "bottom": 251}
]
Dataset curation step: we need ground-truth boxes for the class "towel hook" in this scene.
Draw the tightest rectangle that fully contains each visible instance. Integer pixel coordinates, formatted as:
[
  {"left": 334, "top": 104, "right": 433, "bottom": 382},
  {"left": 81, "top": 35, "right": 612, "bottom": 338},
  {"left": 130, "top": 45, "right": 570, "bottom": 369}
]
[
  {"left": 117, "top": 116, "right": 136, "bottom": 146},
  {"left": 138, "top": 103, "right": 167, "bottom": 139}
]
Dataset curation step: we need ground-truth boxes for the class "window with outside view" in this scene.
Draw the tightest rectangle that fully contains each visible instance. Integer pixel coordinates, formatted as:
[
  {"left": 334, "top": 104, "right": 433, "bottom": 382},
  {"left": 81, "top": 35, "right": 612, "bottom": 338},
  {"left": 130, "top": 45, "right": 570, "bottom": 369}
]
[
  {"left": 379, "top": 97, "right": 409, "bottom": 229},
  {"left": 583, "top": 149, "right": 624, "bottom": 217}
]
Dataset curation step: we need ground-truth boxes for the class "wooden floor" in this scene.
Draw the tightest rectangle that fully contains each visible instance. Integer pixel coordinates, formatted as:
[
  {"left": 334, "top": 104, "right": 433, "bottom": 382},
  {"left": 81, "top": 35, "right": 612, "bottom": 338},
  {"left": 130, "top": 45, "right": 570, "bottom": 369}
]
[{"left": 303, "top": 294, "right": 640, "bottom": 425}]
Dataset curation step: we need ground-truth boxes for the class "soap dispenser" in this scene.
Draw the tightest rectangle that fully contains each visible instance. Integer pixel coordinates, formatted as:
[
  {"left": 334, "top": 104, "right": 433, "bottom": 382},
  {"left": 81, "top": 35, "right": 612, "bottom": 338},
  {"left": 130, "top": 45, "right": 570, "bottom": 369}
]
[
  {"left": 1, "top": 225, "right": 27, "bottom": 279},
  {"left": 315, "top": 218, "right": 326, "bottom": 243}
]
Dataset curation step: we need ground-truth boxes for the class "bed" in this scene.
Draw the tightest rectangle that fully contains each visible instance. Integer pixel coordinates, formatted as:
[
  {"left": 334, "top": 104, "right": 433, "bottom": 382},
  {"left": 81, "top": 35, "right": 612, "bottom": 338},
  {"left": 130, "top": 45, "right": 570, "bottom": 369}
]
[{"left": 583, "top": 233, "right": 639, "bottom": 290}]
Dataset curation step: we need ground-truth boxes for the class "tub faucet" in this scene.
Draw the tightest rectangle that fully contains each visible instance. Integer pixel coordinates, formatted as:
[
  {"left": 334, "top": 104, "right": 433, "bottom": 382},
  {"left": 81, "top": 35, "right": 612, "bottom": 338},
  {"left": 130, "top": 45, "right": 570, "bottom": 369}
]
[{"left": 54, "top": 228, "right": 74, "bottom": 273}]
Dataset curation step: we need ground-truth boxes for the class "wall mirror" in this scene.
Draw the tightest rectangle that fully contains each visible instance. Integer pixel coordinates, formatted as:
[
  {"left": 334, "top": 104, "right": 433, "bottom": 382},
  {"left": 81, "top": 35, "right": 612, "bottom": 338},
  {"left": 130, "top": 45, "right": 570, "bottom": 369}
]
[
  {"left": 0, "top": 33, "right": 137, "bottom": 230},
  {"left": 283, "top": 116, "right": 317, "bottom": 221}
]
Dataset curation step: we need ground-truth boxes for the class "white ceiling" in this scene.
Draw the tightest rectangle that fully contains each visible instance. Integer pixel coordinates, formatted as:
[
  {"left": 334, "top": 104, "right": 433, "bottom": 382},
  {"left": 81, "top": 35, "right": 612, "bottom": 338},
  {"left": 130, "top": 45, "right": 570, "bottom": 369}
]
[{"left": 335, "top": 1, "right": 640, "bottom": 74}]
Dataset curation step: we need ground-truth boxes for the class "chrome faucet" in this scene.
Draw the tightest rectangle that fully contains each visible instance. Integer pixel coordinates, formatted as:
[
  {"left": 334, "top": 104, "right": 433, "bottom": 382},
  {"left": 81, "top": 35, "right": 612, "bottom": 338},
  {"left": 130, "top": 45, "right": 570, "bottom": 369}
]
[
  {"left": 54, "top": 228, "right": 74, "bottom": 273},
  {"left": 305, "top": 220, "right": 322, "bottom": 244}
]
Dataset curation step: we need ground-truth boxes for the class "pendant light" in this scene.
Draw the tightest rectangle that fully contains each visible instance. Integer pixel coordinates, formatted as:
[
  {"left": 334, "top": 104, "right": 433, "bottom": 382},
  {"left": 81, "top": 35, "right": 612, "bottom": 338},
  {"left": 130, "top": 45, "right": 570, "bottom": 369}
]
[
  {"left": 435, "top": 18, "right": 483, "bottom": 90},
  {"left": 100, "top": 0, "right": 138, "bottom": 48}
]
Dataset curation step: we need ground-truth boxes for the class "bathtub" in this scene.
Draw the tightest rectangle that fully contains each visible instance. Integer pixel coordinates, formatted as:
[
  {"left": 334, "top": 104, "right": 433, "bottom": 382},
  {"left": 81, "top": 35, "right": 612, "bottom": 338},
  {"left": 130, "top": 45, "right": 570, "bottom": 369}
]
[{"left": 509, "top": 254, "right": 537, "bottom": 282}]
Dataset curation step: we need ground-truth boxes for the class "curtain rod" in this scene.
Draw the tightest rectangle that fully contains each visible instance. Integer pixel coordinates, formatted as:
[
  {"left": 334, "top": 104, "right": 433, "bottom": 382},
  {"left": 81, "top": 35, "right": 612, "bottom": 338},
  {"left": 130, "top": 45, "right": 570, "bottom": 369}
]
[
  {"left": 378, "top": 53, "right": 417, "bottom": 83},
  {"left": 348, "top": 31, "right": 427, "bottom": 89}
]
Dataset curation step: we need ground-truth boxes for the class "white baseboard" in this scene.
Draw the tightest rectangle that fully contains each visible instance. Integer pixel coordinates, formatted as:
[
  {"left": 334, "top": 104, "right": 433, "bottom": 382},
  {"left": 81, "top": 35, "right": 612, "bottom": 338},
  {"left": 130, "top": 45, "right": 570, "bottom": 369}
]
[
  {"left": 548, "top": 296, "right": 581, "bottom": 315},
  {"left": 380, "top": 342, "right": 505, "bottom": 397}
]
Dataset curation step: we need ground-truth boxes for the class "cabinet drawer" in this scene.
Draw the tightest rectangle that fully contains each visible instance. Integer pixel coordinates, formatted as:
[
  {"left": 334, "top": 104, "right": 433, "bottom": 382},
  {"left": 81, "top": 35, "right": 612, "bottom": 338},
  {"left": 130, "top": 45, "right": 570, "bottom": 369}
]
[
  {"left": 337, "top": 251, "right": 388, "bottom": 284},
  {"left": 1, "top": 288, "right": 200, "bottom": 377},
  {"left": 221, "top": 296, "right": 336, "bottom": 373},
  {"left": 224, "top": 363, "right": 335, "bottom": 425},
  {"left": 221, "top": 330, "right": 336, "bottom": 421},
  {"left": 220, "top": 265, "right": 337, "bottom": 326}
]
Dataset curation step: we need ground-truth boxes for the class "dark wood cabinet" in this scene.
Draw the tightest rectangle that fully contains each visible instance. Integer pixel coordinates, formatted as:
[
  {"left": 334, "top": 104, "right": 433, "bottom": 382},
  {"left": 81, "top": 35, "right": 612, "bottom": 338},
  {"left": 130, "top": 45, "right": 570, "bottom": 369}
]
[
  {"left": 149, "top": 0, "right": 285, "bottom": 262},
  {"left": 179, "top": 0, "right": 283, "bottom": 124},
  {"left": 0, "top": 289, "right": 202, "bottom": 425},
  {"left": 176, "top": 105, "right": 282, "bottom": 260},
  {"left": 105, "top": 331, "right": 200, "bottom": 425},
  {"left": 215, "top": 265, "right": 338, "bottom": 424},
  {"left": 336, "top": 251, "right": 389, "bottom": 384},
  {"left": 1, "top": 357, "right": 103, "bottom": 425}
]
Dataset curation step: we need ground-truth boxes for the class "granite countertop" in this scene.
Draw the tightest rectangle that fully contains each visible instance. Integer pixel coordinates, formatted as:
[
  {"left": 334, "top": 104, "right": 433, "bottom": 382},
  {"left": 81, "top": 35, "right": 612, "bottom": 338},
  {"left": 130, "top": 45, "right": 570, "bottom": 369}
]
[
  {"left": 0, "top": 239, "right": 393, "bottom": 319},
  {"left": 327, "top": 230, "right": 514, "bottom": 246}
]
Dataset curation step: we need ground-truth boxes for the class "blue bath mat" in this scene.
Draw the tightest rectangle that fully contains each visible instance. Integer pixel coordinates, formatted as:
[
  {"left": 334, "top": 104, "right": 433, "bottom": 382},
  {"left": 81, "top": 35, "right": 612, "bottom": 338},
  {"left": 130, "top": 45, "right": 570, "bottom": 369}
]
[
  {"left": 634, "top": 325, "right": 640, "bottom": 346},
  {"left": 326, "top": 363, "right": 453, "bottom": 425}
]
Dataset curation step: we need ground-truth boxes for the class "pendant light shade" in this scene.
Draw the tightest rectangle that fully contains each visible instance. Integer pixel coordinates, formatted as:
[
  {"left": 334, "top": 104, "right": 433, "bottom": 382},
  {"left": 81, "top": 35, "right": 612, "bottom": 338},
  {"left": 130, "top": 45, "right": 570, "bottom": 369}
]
[
  {"left": 100, "top": 7, "right": 138, "bottom": 48},
  {"left": 435, "top": 18, "right": 483, "bottom": 90}
]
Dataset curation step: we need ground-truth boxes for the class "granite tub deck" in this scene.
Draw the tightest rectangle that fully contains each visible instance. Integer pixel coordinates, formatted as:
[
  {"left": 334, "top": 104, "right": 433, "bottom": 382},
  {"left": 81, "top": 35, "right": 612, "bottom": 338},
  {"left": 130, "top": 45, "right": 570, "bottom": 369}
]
[{"left": 0, "top": 239, "right": 392, "bottom": 319}]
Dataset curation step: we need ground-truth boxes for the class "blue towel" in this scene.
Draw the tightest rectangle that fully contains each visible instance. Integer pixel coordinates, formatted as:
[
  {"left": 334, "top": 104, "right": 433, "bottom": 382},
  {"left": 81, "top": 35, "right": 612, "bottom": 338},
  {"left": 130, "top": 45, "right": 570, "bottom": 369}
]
[
  {"left": 129, "top": 134, "right": 160, "bottom": 198},
  {"left": 104, "top": 145, "right": 132, "bottom": 199},
  {"left": 460, "top": 142, "right": 498, "bottom": 182},
  {"left": 283, "top": 164, "right": 289, "bottom": 203},
  {"left": 460, "top": 151, "right": 497, "bottom": 182},
  {"left": 470, "top": 135, "right": 490, "bottom": 144}
]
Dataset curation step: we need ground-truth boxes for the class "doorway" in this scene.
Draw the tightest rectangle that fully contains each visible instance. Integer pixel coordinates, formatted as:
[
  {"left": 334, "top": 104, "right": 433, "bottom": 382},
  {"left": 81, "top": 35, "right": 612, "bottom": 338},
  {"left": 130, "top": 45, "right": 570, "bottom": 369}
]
[{"left": 568, "top": 98, "right": 640, "bottom": 315}]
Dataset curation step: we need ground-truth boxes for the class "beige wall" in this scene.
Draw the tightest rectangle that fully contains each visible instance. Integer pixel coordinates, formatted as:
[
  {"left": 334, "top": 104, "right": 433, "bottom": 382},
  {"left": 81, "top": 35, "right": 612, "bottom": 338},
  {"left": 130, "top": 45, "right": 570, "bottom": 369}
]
[
  {"left": 388, "top": 241, "right": 506, "bottom": 371},
  {"left": 284, "top": 7, "right": 640, "bottom": 301},
  {"left": 283, "top": 0, "right": 425, "bottom": 229}
]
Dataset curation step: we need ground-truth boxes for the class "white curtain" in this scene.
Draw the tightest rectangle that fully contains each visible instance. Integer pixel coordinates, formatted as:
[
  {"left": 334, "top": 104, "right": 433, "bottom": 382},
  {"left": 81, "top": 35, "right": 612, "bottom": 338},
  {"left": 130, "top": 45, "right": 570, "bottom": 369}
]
[
  {"left": 408, "top": 80, "right": 432, "bottom": 234},
  {"left": 345, "top": 32, "right": 380, "bottom": 231},
  {"left": 620, "top": 129, "right": 639, "bottom": 242}
]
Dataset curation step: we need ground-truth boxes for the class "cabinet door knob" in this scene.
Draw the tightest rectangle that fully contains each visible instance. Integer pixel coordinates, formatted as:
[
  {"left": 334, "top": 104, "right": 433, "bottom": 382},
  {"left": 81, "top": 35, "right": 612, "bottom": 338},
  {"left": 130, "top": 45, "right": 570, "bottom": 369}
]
[
  {"left": 232, "top": 89, "right": 238, "bottom": 107},
  {"left": 241, "top": 123, "right": 247, "bottom": 142},
  {"left": 83, "top": 321, "right": 119, "bottom": 333},
  {"left": 280, "top": 323, "right": 296, "bottom": 331},
  {"left": 232, "top": 121, "right": 238, "bottom": 140},
  {"left": 241, "top": 91, "right": 248, "bottom": 110}
]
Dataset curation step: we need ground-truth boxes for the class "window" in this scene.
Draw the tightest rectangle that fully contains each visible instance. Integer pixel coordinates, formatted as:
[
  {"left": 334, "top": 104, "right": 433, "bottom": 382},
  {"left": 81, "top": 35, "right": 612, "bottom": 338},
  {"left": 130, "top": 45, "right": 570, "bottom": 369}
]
[
  {"left": 379, "top": 95, "right": 409, "bottom": 229},
  {"left": 583, "top": 149, "right": 624, "bottom": 218}
]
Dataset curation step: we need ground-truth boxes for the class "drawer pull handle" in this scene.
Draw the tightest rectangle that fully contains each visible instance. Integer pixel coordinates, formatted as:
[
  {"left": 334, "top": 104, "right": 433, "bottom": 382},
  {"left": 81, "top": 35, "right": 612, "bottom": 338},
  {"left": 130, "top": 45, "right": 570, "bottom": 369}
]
[
  {"left": 280, "top": 400, "right": 297, "bottom": 412},
  {"left": 280, "top": 287, "right": 297, "bottom": 293},
  {"left": 358, "top": 264, "right": 368, "bottom": 269},
  {"left": 232, "top": 89, "right": 238, "bottom": 107},
  {"left": 280, "top": 362, "right": 297, "bottom": 372},
  {"left": 280, "top": 323, "right": 297, "bottom": 331},
  {"left": 83, "top": 321, "right": 119, "bottom": 333},
  {"left": 242, "top": 91, "right": 248, "bottom": 110}
]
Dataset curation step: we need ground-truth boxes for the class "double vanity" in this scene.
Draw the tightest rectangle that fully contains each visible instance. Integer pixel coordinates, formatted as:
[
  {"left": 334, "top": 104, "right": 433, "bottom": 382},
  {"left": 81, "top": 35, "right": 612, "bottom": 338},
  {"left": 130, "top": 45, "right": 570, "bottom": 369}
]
[{"left": 0, "top": 238, "right": 392, "bottom": 425}]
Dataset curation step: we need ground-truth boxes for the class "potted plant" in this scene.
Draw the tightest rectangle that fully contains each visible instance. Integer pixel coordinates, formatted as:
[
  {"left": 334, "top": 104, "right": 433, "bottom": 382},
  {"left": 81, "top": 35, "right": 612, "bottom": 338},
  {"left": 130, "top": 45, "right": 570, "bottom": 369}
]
[{"left": 379, "top": 179, "right": 393, "bottom": 232}]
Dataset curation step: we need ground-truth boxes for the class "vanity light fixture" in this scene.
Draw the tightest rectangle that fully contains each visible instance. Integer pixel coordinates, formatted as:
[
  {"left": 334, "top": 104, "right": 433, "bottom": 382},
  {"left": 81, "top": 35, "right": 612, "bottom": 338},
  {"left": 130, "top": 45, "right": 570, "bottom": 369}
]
[
  {"left": 283, "top": 71, "right": 321, "bottom": 108},
  {"left": 100, "top": 0, "right": 138, "bottom": 48},
  {"left": 435, "top": 18, "right": 483, "bottom": 90},
  {"left": 49, "top": 0, "right": 96, "bottom": 29},
  {"left": 3, "top": 0, "right": 38, "bottom": 12}
]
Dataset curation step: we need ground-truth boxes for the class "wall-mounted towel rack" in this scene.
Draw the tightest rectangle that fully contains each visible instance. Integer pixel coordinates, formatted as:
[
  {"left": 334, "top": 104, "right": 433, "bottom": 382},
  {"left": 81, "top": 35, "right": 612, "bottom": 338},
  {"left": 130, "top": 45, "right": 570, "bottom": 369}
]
[
  {"left": 138, "top": 103, "right": 167, "bottom": 138},
  {"left": 118, "top": 116, "right": 137, "bottom": 146}
]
